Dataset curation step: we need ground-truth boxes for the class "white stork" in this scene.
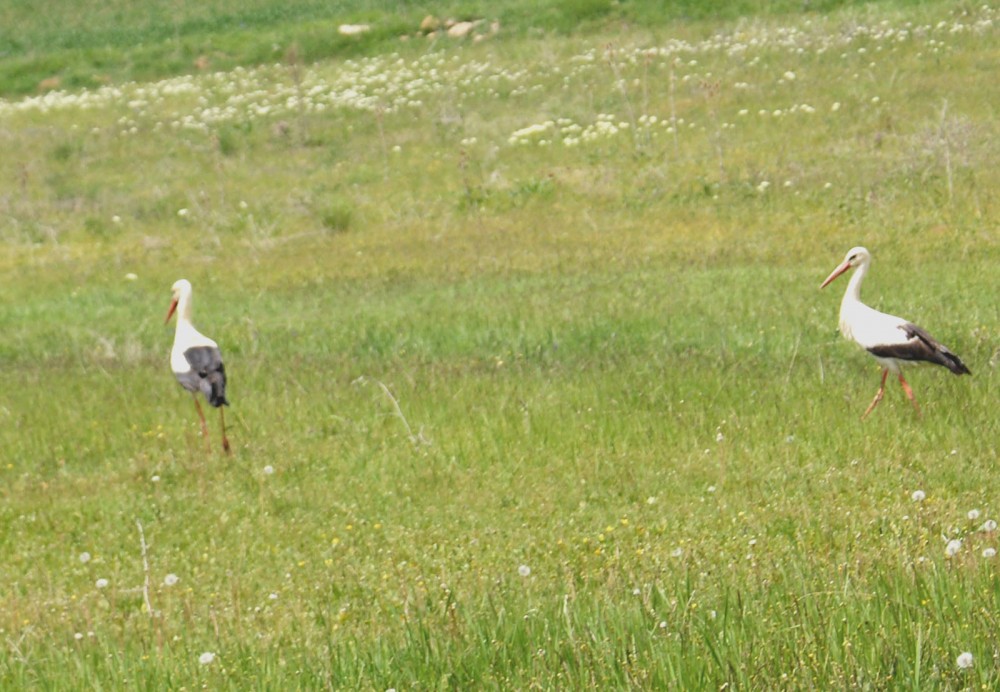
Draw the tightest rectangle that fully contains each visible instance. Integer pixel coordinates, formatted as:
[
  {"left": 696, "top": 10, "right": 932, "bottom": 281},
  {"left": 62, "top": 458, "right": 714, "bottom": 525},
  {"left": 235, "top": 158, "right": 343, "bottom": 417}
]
[
  {"left": 820, "top": 246, "right": 970, "bottom": 419},
  {"left": 165, "top": 279, "right": 231, "bottom": 453}
]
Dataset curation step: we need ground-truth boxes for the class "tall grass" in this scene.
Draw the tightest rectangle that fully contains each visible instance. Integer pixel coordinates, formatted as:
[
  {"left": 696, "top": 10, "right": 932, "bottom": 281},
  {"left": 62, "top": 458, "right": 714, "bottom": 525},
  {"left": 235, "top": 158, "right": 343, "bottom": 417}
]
[{"left": 0, "top": 0, "right": 998, "bottom": 686}]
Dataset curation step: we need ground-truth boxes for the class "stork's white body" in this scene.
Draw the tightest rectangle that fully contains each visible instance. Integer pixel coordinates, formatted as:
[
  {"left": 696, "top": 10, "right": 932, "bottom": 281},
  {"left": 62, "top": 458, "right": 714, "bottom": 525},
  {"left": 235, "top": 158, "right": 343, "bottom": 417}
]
[
  {"left": 835, "top": 268, "right": 912, "bottom": 375},
  {"left": 170, "top": 318, "right": 220, "bottom": 381}
]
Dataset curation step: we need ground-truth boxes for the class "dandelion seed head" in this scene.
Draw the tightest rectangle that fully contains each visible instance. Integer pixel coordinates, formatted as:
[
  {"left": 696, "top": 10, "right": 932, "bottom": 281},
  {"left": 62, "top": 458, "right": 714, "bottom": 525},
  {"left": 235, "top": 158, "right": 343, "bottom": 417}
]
[
  {"left": 199, "top": 651, "right": 216, "bottom": 665},
  {"left": 946, "top": 539, "right": 962, "bottom": 557},
  {"left": 163, "top": 573, "right": 179, "bottom": 587},
  {"left": 983, "top": 548, "right": 996, "bottom": 558},
  {"left": 956, "top": 651, "right": 973, "bottom": 669},
  {"left": 95, "top": 578, "right": 109, "bottom": 589},
  {"left": 911, "top": 490, "right": 926, "bottom": 502},
  {"left": 79, "top": 552, "right": 91, "bottom": 564},
  {"left": 518, "top": 564, "right": 531, "bottom": 577},
  {"left": 968, "top": 509, "right": 981, "bottom": 521}
]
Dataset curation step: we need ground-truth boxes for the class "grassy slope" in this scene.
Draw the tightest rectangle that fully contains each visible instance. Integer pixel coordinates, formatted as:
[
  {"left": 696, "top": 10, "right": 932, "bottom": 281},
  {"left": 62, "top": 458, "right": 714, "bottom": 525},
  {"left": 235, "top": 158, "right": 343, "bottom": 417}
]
[
  {"left": 2, "top": 0, "right": 911, "bottom": 96},
  {"left": 0, "top": 0, "right": 999, "bottom": 688}
]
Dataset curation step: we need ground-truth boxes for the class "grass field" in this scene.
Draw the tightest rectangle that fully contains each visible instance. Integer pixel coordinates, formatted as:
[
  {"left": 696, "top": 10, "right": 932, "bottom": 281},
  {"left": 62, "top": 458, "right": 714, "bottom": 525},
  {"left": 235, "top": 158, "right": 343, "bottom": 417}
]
[{"left": 1, "top": 0, "right": 999, "bottom": 688}]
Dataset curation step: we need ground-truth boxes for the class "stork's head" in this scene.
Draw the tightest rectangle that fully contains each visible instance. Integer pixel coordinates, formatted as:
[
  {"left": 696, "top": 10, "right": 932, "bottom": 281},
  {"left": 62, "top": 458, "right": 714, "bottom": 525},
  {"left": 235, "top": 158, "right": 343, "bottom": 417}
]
[
  {"left": 165, "top": 279, "right": 192, "bottom": 323},
  {"left": 820, "top": 246, "right": 870, "bottom": 289}
]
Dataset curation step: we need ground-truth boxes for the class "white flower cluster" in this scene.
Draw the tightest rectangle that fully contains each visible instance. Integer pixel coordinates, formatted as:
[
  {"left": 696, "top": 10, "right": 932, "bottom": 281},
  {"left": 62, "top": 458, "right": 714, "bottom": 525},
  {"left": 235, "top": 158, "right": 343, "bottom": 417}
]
[
  {"left": 0, "top": 53, "right": 528, "bottom": 132},
  {"left": 509, "top": 113, "right": 678, "bottom": 148}
]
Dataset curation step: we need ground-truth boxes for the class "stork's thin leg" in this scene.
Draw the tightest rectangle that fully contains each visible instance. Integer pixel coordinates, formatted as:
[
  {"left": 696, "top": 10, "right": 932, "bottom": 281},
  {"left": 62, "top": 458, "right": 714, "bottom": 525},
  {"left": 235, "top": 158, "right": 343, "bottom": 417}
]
[
  {"left": 898, "top": 372, "right": 922, "bottom": 417},
  {"left": 861, "top": 368, "right": 889, "bottom": 420},
  {"left": 192, "top": 395, "right": 209, "bottom": 439},
  {"left": 220, "top": 407, "right": 231, "bottom": 454}
]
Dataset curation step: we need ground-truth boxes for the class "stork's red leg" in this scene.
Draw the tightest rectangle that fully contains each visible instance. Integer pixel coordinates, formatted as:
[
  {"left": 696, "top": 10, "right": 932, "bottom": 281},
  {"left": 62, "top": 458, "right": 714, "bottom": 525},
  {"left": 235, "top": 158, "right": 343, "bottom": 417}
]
[
  {"left": 220, "top": 407, "right": 231, "bottom": 454},
  {"left": 898, "top": 373, "right": 922, "bottom": 417},
  {"left": 192, "top": 395, "right": 209, "bottom": 439},
  {"left": 861, "top": 368, "right": 889, "bottom": 420}
]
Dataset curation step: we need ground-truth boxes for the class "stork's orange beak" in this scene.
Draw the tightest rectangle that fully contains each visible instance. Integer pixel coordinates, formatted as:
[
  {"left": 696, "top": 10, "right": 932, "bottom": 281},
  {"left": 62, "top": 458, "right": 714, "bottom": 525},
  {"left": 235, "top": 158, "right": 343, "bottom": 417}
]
[
  {"left": 165, "top": 298, "right": 178, "bottom": 323},
  {"left": 820, "top": 260, "right": 851, "bottom": 289}
]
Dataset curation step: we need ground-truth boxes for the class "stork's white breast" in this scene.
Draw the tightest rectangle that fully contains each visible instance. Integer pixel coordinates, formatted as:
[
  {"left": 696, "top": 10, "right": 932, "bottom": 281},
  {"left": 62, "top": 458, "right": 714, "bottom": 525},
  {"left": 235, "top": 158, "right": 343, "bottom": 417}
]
[{"left": 839, "top": 301, "right": 910, "bottom": 350}]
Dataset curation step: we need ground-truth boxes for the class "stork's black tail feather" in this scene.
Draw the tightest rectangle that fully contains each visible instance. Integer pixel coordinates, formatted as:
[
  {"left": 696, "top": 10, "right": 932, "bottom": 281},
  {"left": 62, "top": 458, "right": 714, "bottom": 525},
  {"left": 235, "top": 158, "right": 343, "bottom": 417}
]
[
  {"left": 184, "top": 346, "right": 230, "bottom": 407},
  {"left": 206, "top": 366, "right": 230, "bottom": 407},
  {"left": 939, "top": 349, "right": 971, "bottom": 376},
  {"left": 905, "top": 323, "right": 970, "bottom": 375}
]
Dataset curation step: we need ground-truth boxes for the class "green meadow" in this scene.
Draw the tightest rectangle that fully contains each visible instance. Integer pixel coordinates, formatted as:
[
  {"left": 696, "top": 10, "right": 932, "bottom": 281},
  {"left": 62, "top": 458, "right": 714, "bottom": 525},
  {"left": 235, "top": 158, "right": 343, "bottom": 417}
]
[{"left": 1, "top": 0, "right": 998, "bottom": 687}]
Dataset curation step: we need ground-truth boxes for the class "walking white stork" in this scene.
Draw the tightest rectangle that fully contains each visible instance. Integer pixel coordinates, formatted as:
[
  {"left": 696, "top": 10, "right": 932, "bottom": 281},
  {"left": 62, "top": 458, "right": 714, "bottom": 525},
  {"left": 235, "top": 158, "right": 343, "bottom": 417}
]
[
  {"left": 820, "top": 246, "right": 970, "bottom": 419},
  {"left": 165, "top": 279, "right": 231, "bottom": 453}
]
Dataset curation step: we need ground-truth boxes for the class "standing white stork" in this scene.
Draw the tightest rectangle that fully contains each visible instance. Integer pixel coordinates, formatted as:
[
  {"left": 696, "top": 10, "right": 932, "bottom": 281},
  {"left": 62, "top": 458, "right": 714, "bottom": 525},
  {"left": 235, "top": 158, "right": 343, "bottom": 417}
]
[
  {"left": 820, "top": 246, "right": 970, "bottom": 419},
  {"left": 165, "top": 279, "right": 231, "bottom": 453}
]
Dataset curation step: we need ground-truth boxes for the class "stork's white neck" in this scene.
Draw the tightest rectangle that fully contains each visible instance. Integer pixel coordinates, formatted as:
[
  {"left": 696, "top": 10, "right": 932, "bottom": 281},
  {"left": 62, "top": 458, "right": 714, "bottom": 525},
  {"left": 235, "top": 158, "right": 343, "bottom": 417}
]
[
  {"left": 173, "top": 290, "right": 195, "bottom": 330},
  {"left": 841, "top": 259, "right": 868, "bottom": 307},
  {"left": 838, "top": 257, "right": 870, "bottom": 339},
  {"left": 177, "top": 291, "right": 191, "bottom": 326}
]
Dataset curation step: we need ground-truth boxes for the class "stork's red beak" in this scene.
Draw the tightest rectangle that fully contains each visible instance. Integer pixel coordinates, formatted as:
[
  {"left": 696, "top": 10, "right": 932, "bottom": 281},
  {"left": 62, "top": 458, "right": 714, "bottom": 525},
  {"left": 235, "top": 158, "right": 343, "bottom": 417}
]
[
  {"left": 820, "top": 260, "right": 852, "bottom": 289},
  {"left": 165, "top": 298, "right": 178, "bottom": 323}
]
